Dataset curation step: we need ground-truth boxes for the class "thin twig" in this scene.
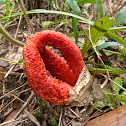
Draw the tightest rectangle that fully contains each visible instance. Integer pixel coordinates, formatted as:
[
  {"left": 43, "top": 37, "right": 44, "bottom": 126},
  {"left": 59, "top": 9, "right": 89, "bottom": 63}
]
[
  {"left": 0, "top": 118, "right": 28, "bottom": 126},
  {"left": 18, "top": 0, "right": 35, "bottom": 34},
  {"left": 96, "top": 73, "right": 108, "bottom": 88},
  {"left": 67, "top": 107, "right": 82, "bottom": 121},
  {"left": 47, "top": 103, "right": 59, "bottom": 117},
  {"left": 0, "top": 82, "right": 27, "bottom": 100},
  {"left": 11, "top": 94, "right": 25, "bottom": 104},
  {"left": 110, "top": 79, "right": 126, "bottom": 91},
  {"left": 14, "top": 15, "right": 22, "bottom": 39},
  {"left": 58, "top": 106, "right": 63, "bottom": 126},
  {"left": 110, "top": 0, "right": 126, "bottom": 17},
  {"left": 0, "top": 96, "right": 17, "bottom": 113},
  {"left": 4, "top": 65, "right": 16, "bottom": 78},
  {"left": 100, "top": 75, "right": 108, "bottom": 88},
  {"left": 14, "top": 91, "right": 35, "bottom": 119},
  {"left": 107, "top": 0, "right": 112, "bottom": 15},
  {"left": 0, "top": 90, "right": 27, "bottom": 113},
  {"left": 0, "top": 71, "right": 22, "bottom": 76},
  {"left": 81, "top": 25, "right": 110, "bottom": 81},
  {"left": 15, "top": 88, "right": 31, "bottom": 96}
]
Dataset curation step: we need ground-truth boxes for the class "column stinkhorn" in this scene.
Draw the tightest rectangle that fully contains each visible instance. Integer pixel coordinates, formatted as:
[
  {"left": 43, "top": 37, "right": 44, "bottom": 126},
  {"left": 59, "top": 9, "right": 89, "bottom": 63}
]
[{"left": 23, "top": 30, "right": 91, "bottom": 105}]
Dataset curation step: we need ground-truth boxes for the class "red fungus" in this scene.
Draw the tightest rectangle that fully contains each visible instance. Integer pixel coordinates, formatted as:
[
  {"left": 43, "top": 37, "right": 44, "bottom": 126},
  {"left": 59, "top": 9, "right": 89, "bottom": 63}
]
[{"left": 23, "top": 30, "right": 90, "bottom": 105}]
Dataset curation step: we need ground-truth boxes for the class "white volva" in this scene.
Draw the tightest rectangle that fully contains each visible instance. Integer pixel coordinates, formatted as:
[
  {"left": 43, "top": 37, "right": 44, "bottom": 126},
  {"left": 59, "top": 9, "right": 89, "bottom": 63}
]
[{"left": 67, "top": 67, "right": 92, "bottom": 106}]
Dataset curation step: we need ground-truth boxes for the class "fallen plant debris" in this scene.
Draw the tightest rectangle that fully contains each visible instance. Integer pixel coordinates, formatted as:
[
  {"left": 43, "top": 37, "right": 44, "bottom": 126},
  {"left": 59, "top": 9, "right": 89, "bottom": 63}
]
[
  {"left": 2, "top": 109, "right": 20, "bottom": 126},
  {"left": 0, "top": 67, "right": 6, "bottom": 81},
  {"left": 23, "top": 30, "right": 92, "bottom": 105},
  {"left": 85, "top": 104, "right": 126, "bottom": 126}
]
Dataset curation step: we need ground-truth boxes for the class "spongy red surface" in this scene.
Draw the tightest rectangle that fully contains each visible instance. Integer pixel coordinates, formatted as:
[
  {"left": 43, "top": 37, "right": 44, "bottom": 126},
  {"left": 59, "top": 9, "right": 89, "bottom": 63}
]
[{"left": 23, "top": 30, "right": 86, "bottom": 105}]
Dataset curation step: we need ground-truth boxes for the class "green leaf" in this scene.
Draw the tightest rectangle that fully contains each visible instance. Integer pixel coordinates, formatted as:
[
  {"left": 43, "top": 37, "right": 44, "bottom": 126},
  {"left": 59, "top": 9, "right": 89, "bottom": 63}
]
[
  {"left": 96, "top": 42, "right": 121, "bottom": 51},
  {"left": 81, "top": 17, "right": 113, "bottom": 55},
  {"left": 18, "top": 59, "right": 23, "bottom": 63},
  {"left": 118, "top": 54, "right": 126, "bottom": 61},
  {"left": 120, "top": 91, "right": 126, "bottom": 104},
  {"left": 96, "top": 0, "right": 103, "bottom": 20},
  {"left": 102, "top": 101, "right": 111, "bottom": 107},
  {"left": 95, "top": 17, "right": 113, "bottom": 31},
  {"left": 104, "top": 91, "right": 115, "bottom": 106},
  {"left": 88, "top": 103, "right": 98, "bottom": 115},
  {"left": 67, "top": 30, "right": 84, "bottom": 37},
  {"left": 46, "top": 0, "right": 54, "bottom": 9},
  {"left": 117, "top": 91, "right": 126, "bottom": 105},
  {"left": 0, "top": 58, "right": 23, "bottom": 65},
  {"left": 87, "top": 67, "right": 126, "bottom": 74},
  {"left": 123, "top": 82, "right": 126, "bottom": 88},
  {"left": 107, "top": 30, "right": 126, "bottom": 46},
  {"left": 112, "top": 77, "right": 122, "bottom": 95},
  {"left": 42, "top": 21, "right": 54, "bottom": 29},
  {"left": 85, "top": 42, "right": 121, "bottom": 61},
  {"left": 6, "top": 0, "right": 10, "bottom": 17},
  {"left": 0, "top": 0, "right": 6, "bottom": 5},
  {"left": 115, "top": 6, "right": 126, "bottom": 26},
  {"left": 109, "top": 26, "right": 126, "bottom": 31},
  {"left": 121, "top": 91, "right": 126, "bottom": 96},
  {"left": 77, "top": 0, "right": 104, "bottom": 4},
  {"left": 8, "top": 1, "right": 15, "bottom": 16},
  {"left": 42, "top": 20, "right": 72, "bottom": 28},
  {"left": 83, "top": 3, "right": 91, "bottom": 18},
  {"left": 0, "top": 9, "right": 94, "bottom": 25},
  {"left": 120, "top": 46, "right": 126, "bottom": 56},
  {"left": 77, "top": 0, "right": 96, "bottom": 4},
  {"left": 67, "top": 0, "right": 81, "bottom": 43},
  {"left": 51, "top": 118, "right": 58, "bottom": 126}
]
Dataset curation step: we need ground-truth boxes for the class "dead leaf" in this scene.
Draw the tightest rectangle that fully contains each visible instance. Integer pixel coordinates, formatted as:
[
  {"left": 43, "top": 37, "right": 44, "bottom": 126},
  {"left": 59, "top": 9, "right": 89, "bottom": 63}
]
[
  {"left": 7, "top": 47, "right": 23, "bottom": 63},
  {"left": 85, "top": 104, "right": 126, "bottom": 126},
  {"left": 3, "top": 109, "right": 20, "bottom": 126},
  {"left": 0, "top": 67, "right": 6, "bottom": 80},
  {"left": 100, "top": 50, "right": 109, "bottom": 62},
  {"left": 24, "top": 110, "right": 41, "bottom": 126}
]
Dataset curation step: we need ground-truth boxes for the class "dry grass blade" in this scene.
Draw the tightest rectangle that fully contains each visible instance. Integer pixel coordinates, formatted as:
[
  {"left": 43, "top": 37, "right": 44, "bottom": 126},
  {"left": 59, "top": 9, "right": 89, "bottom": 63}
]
[
  {"left": 47, "top": 103, "right": 59, "bottom": 117},
  {"left": 58, "top": 106, "right": 63, "bottom": 126},
  {"left": 67, "top": 107, "right": 82, "bottom": 121},
  {"left": 17, "top": 0, "right": 35, "bottom": 34},
  {"left": 0, "top": 82, "right": 27, "bottom": 100},
  {"left": 0, "top": 96, "right": 17, "bottom": 113},
  {"left": 14, "top": 91, "right": 35, "bottom": 119}
]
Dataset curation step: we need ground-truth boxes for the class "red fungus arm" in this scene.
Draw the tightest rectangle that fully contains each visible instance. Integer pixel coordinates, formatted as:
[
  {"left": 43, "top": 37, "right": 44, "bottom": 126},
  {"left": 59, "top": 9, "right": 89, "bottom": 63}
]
[
  {"left": 23, "top": 30, "right": 87, "bottom": 105},
  {"left": 38, "top": 30, "right": 85, "bottom": 85}
]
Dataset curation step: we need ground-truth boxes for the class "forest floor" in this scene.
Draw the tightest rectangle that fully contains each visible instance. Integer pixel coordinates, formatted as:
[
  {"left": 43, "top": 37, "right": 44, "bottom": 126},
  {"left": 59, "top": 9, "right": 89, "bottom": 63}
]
[{"left": 0, "top": 0, "right": 126, "bottom": 126}]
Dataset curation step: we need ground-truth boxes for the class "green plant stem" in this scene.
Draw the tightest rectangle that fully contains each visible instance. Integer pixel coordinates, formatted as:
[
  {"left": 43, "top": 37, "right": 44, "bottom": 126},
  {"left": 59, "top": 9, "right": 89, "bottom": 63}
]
[
  {"left": 103, "top": 49, "right": 121, "bottom": 55},
  {"left": 0, "top": 58, "right": 23, "bottom": 65},
  {"left": 0, "top": 24, "right": 24, "bottom": 46},
  {"left": 107, "top": 30, "right": 126, "bottom": 46},
  {"left": 18, "top": 0, "right": 35, "bottom": 34},
  {"left": 109, "top": 26, "right": 126, "bottom": 31}
]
